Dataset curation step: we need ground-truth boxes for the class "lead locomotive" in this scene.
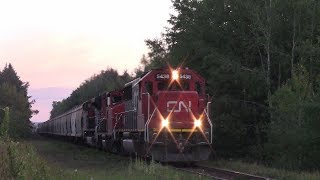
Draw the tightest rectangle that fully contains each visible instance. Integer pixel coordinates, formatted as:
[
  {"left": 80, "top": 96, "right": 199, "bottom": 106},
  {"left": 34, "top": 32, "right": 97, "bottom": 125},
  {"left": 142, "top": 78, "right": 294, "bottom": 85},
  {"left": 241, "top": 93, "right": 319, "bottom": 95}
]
[{"left": 38, "top": 67, "right": 212, "bottom": 162}]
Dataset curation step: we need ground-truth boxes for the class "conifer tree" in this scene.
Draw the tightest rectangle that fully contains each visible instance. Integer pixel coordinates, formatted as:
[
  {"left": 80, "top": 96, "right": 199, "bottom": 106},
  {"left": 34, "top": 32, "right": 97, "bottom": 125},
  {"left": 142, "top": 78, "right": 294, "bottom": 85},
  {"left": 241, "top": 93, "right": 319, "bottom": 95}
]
[{"left": 0, "top": 63, "right": 36, "bottom": 138}]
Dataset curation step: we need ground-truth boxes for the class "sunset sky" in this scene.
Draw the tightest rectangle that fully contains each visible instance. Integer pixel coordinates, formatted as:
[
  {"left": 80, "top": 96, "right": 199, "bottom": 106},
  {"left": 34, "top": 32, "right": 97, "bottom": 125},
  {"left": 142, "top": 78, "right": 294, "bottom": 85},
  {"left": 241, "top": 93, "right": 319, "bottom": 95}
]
[{"left": 0, "top": 0, "right": 172, "bottom": 122}]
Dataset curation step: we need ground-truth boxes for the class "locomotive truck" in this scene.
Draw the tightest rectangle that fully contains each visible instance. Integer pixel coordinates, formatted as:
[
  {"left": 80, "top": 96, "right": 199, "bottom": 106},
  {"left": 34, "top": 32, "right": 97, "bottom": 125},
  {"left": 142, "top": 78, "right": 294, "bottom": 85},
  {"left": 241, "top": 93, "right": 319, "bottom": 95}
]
[{"left": 38, "top": 67, "right": 212, "bottom": 162}]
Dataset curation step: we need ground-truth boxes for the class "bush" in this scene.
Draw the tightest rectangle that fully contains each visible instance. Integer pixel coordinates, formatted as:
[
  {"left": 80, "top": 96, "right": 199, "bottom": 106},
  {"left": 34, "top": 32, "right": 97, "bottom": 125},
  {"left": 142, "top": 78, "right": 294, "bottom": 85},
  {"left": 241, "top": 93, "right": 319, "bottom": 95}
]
[{"left": 268, "top": 65, "right": 320, "bottom": 170}]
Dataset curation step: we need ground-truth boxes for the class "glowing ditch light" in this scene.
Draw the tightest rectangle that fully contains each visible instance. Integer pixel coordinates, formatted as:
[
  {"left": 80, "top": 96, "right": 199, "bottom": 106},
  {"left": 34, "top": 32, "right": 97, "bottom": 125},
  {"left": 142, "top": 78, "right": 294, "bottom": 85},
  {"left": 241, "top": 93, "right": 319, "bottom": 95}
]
[
  {"left": 194, "top": 119, "right": 202, "bottom": 127},
  {"left": 162, "top": 118, "right": 169, "bottom": 128},
  {"left": 172, "top": 70, "right": 179, "bottom": 80}
]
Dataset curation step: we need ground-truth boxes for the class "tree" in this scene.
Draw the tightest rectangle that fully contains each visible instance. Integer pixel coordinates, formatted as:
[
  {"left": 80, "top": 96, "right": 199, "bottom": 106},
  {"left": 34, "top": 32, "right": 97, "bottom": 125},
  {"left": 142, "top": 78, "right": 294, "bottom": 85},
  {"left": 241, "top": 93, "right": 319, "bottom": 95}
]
[
  {"left": 134, "top": 54, "right": 150, "bottom": 77},
  {"left": 50, "top": 68, "right": 132, "bottom": 118},
  {"left": 0, "top": 63, "right": 36, "bottom": 138},
  {"left": 268, "top": 65, "right": 320, "bottom": 169},
  {"left": 0, "top": 107, "right": 10, "bottom": 140}
]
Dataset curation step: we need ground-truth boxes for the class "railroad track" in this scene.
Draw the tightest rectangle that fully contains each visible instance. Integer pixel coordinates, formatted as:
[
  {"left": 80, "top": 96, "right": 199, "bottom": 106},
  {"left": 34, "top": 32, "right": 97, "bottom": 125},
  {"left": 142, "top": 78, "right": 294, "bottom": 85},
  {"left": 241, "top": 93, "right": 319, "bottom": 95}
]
[{"left": 173, "top": 165, "right": 273, "bottom": 180}]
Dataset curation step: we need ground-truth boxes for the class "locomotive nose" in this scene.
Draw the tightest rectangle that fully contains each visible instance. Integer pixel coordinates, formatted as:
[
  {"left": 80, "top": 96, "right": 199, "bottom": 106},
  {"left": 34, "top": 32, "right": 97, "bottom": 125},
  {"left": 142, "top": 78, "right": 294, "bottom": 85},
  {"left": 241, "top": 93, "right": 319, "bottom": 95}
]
[{"left": 155, "top": 91, "right": 199, "bottom": 129}]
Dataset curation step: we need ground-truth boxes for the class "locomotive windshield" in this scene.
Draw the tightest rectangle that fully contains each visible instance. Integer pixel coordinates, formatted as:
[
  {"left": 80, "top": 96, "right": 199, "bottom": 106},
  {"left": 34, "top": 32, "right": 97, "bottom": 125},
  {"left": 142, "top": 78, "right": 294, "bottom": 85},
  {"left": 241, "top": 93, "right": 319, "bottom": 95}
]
[{"left": 157, "top": 81, "right": 190, "bottom": 91}]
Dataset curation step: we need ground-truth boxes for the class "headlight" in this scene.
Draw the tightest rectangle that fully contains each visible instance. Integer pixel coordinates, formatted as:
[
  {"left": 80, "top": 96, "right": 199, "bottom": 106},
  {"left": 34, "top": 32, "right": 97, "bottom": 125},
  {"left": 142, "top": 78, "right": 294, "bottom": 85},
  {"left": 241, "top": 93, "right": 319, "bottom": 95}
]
[
  {"left": 194, "top": 119, "right": 201, "bottom": 127},
  {"left": 162, "top": 119, "right": 169, "bottom": 128},
  {"left": 172, "top": 70, "right": 179, "bottom": 80}
]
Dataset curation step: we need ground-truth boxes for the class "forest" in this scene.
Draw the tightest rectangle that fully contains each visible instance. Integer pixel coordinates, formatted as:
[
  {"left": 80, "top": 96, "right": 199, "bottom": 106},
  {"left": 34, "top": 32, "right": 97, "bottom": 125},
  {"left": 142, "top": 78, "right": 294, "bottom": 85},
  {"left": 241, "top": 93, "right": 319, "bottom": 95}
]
[{"left": 1, "top": 0, "right": 319, "bottom": 171}]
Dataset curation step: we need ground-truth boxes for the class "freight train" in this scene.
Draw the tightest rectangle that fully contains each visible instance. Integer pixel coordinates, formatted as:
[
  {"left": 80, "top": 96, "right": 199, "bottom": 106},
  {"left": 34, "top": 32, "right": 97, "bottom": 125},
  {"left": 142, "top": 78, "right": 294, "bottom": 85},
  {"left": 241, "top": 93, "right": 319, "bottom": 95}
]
[{"left": 38, "top": 67, "right": 212, "bottom": 162}]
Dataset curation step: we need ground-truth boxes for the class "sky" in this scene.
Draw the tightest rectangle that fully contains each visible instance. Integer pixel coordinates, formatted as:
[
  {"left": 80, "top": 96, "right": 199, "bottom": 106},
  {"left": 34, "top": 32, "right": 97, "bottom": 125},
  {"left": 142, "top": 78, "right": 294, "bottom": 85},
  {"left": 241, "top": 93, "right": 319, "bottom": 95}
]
[{"left": 0, "top": 0, "right": 172, "bottom": 122}]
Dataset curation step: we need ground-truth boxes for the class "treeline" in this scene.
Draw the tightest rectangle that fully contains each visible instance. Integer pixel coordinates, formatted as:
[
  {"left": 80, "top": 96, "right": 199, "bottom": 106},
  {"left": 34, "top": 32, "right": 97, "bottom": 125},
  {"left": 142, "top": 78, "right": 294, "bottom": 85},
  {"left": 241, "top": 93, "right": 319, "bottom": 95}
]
[
  {"left": 140, "top": 0, "right": 320, "bottom": 170},
  {"left": 50, "top": 68, "right": 131, "bottom": 118},
  {"left": 0, "top": 64, "right": 36, "bottom": 138}
]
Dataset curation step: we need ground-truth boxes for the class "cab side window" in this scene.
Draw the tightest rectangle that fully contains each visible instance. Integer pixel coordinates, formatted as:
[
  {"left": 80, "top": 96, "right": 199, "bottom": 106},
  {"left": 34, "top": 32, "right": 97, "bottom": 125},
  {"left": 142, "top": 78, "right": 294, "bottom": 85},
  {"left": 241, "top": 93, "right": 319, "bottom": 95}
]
[
  {"left": 181, "top": 81, "right": 190, "bottom": 90},
  {"left": 195, "top": 82, "right": 202, "bottom": 95},
  {"left": 124, "top": 85, "right": 132, "bottom": 101},
  {"left": 112, "top": 96, "right": 122, "bottom": 103},
  {"left": 158, "top": 81, "right": 168, "bottom": 91},
  {"left": 145, "top": 81, "right": 153, "bottom": 95}
]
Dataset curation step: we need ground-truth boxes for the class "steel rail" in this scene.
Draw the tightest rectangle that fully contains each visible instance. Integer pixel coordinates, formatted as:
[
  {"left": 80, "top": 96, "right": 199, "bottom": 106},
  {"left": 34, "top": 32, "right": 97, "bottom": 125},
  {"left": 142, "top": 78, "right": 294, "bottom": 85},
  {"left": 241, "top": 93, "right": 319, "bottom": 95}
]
[{"left": 173, "top": 164, "right": 274, "bottom": 180}]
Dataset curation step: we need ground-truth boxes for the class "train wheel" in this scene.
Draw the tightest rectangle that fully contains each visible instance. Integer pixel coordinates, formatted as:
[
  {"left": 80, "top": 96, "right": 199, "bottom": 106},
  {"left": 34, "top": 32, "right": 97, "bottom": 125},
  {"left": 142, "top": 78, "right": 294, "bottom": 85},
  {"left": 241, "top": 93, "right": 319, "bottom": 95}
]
[
  {"left": 96, "top": 136, "right": 103, "bottom": 150},
  {"left": 110, "top": 142, "right": 120, "bottom": 154}
]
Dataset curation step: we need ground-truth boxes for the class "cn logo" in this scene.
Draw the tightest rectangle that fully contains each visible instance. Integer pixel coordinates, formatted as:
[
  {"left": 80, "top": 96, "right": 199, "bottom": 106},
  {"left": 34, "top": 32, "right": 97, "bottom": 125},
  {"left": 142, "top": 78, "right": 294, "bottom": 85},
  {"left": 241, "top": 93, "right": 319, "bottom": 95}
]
[{"left": 167, "top": 101, "right": 191, "bottom": 112}]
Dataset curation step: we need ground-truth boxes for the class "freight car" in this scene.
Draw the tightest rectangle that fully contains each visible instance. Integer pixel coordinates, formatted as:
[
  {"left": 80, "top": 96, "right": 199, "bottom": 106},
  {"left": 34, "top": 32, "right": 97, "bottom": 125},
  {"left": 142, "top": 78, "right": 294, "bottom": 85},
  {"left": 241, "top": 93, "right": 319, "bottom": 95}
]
[{"left": 38, "top": 67, "right": 212, "bottom": 162}]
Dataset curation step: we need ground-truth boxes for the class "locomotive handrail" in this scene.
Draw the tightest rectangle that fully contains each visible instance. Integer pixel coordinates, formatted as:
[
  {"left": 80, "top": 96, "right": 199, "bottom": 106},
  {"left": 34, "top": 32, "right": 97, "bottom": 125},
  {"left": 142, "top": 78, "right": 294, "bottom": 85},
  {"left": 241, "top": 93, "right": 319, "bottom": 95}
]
[
  {"left": 141, "top": 92, "right": 150, "bottom": 120},
  {"left": 113, "top": 113, "right": 123, "bottom": 139},
  {"left": 204, "top": 102, "right": 213, "bottom": 143},
  {"left": 117, "top": 109, "right": 137, "bottom": 114},
  {"left": 142, "top": 92, "right": 151, "bottom": 142},
  {"left": 144, "top": 107, "right": 159, "bottom": 142}
]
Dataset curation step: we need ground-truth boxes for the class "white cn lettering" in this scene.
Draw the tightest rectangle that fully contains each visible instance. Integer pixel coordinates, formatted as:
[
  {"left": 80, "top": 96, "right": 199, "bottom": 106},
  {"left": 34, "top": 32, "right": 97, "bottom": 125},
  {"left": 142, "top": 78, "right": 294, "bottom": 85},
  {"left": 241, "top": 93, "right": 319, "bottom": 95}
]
[{"left": 167, "top": 101, "right": 191, "bottom": 112}]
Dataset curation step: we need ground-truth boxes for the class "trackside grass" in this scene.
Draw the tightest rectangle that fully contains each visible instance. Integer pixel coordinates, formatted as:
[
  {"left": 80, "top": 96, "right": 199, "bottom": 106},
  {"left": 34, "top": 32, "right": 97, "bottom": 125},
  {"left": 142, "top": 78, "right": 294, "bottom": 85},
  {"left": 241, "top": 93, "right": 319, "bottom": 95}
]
[
  {"left": 1, "top": 137, "right": 207, "bottom": 179},
  {"left": 199, "top": 159, "right": 320, "bottom": 180},
  {"left": 4, "top": 137, "right": 320, "bottom": 180},
  {"left": 0, "top": 140, "right": 51, "bottom": 179}
]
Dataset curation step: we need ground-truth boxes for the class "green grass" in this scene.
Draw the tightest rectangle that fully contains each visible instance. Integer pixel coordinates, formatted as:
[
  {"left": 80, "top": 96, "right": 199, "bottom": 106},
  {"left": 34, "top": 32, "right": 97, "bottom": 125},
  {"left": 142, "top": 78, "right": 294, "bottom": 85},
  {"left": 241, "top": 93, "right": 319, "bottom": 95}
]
[
  {"left": 4, "top": 137, "right": 320, "bottom": 180},
  {"left": 199, "top": 159, "right": 320, "bottom": 180},
  {"left": 0, "top": 141, "right": 11, "bottom": 178},
  {"left": 0, "top": 139, "right": 51, "bottom": 179},
  {"left": 0, "top": 136, "right": 206, "bottom": 179},
  {"left": 5, "top": 136, "right": 320, "bottom": 180}
]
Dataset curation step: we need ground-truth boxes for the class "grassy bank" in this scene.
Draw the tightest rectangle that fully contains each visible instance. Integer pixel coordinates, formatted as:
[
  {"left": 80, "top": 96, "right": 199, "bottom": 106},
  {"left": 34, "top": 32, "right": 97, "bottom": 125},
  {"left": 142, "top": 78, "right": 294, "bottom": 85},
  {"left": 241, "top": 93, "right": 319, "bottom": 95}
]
[
  {"left": 0, "top": 139, "right": 51, "bottom": 179},
  {"left": 0, "top": 137, "right": 204, "bottom": 179},
  {"left": 3, "top": 137, "right": 320, "bottom": 180},
  {"left": 200, "top": 159, "right": 320, "bottom": 180}
]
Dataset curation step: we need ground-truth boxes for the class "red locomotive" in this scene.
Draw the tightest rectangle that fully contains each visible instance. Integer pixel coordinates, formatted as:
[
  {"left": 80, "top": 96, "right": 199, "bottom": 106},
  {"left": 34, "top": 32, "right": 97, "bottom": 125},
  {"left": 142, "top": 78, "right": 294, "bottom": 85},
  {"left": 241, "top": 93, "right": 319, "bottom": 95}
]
[{"left": 38, "top": 67, "right": 212, "bottom": 162}]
